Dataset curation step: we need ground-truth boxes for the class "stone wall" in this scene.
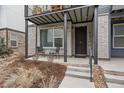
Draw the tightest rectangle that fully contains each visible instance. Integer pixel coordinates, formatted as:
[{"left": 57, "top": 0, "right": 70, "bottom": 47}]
[
  {"left": 8, "top": 30, "right": 25, "bottom": 55},
  {"left": 28, "top": 25, "right": 36, "bottom": 56},
  {"left": 0, "top": 29, "right": 7, "bottom": 44},
  {"left": 98, "top": 13, "right": 110, "bottom": 59},
  {"left": 0, "top": 28, "right": 25, "bottom": 55}
]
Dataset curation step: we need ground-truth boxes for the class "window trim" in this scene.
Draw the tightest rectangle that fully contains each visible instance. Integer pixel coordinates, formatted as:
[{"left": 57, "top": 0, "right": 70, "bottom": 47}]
[
  {"left": 40, "top": 26, "right": 64, "bottom": 49},
  {"left": 113, "top": 23, "right": 124, "bottom": 49},
  {"left": 10, "top": 32, "right": 18, "bottom": 48}
]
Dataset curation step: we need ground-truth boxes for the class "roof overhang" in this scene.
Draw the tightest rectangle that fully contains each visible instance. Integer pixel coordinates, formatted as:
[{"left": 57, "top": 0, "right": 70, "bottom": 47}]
[{"left": 26, "top": 5, "right": 95, "bottom": 25}]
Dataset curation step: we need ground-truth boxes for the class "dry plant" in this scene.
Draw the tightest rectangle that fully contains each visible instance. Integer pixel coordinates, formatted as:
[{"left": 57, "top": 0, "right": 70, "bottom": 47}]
[{"left": 1, "top": 65, "right": 58, "bottom": 88}]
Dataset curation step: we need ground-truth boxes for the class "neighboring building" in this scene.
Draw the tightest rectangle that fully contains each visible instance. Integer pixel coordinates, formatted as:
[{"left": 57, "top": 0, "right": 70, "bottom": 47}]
[
  {"left": 0, "top": 5, "right": 25, "bottom": 55},
  {"left": 25, "top": 5, "right": 124, "bottom": 61}
]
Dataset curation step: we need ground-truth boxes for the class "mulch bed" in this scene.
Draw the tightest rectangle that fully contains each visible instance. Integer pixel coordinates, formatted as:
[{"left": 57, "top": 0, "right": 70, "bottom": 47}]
[
  {"left": 93, "top": 65, "right": 108, "bottom": 88},
  {"left": 0, "top": 59, "right": 67, "bottom": 88}
]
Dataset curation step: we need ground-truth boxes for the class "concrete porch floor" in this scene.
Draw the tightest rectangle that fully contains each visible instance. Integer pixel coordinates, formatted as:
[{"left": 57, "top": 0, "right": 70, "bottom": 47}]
[{"left": 29, "top": 56, "right": 124, "bottom": 71}]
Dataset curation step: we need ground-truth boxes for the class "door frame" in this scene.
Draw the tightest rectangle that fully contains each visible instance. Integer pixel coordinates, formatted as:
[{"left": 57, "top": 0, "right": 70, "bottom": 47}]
[{"left": 75, "top": 26, "right": 88, "bottom": 56}]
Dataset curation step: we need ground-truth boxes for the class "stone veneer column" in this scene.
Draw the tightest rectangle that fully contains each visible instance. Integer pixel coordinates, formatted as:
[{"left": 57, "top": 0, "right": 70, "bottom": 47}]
[{"left": 98, "top": 13, "right": 110, "bottom": 59}]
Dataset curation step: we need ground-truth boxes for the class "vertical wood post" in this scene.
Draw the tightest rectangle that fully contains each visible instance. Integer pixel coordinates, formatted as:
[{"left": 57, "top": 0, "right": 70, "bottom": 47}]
[
  {"left": 94, "top": 6, "right": 98, "bottom": 64},
  {"left": 64, "top": 12, "right": 67, "bottom": 62}
]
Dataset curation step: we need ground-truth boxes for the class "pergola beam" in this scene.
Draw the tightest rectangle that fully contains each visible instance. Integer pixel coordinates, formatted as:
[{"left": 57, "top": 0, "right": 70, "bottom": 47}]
[
  {"left": 56, "top": 13, "right": 63, "bottom": 22},
  {"left": 86, "top": 7, "right": 89, "bottom": 21},
  {"left": 50, "top": 14, "right": 59, "bottom": 23},
  {"left": 45, "top": 15, "right": 54, "bottom": 23},
  {"left": 74, "top": 10, "right": 78, "bottom": 22},
  {"left": 68, "top": 11, "right": 73, "bottom": 22}
]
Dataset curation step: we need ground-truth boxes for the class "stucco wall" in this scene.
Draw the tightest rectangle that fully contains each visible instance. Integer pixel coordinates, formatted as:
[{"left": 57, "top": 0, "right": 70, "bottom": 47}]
[{"left": 98, "top": 13, "right": 110, "bottom": 59}]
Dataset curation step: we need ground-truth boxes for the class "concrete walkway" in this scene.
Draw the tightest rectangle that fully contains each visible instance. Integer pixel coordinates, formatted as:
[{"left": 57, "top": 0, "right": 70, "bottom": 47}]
[
  {"left": 59, "top": 76, "right": 94, "bottom": 88},
  {"left": 59, "top": 65, "right": 94, "bottom": 88}
]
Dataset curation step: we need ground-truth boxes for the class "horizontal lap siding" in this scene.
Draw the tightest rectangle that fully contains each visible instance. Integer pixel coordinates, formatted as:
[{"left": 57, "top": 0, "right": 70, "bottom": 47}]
[{"left": 111, "top": 20, "right": 124, "bottom": 57}]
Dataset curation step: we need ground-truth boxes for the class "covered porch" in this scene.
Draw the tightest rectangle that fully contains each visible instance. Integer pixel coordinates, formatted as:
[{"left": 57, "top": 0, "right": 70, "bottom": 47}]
[{"left": 25, "top": 5, "right": 98, "bottom": 64}]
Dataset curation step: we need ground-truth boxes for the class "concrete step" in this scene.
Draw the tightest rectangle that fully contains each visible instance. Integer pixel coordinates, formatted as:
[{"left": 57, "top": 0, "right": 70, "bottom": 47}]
[
  {"left": 106, "top": 78, "right": 124, "bottom": 85},
  {"left": 67, "top": 66, "right": 90, "bottom": 73},
  {"left": 105, "top": 74, "right": 124, "bottom": 81},
  {"left": 107, "top": 82, "right": 124, "bottom": 88},
  {"left": 66, "top": 63, "right": 89, "bottom": 68},
  {"left": 104, "top": 74, "right": 124, "bottom": 86},
  {"left": 65, "top": 70, "right": 90, "bottom": 80}
]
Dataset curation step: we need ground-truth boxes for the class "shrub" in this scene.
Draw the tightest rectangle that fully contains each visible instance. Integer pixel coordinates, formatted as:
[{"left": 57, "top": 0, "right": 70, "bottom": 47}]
[{"left": 0, "top": 37, "right": 13, "bottom": 58}]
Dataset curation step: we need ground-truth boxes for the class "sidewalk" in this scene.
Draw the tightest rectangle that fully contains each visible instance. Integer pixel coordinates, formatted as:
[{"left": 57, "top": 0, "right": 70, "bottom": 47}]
[{"left": 59, "top": 65, "right": 94, "bottom": 88}]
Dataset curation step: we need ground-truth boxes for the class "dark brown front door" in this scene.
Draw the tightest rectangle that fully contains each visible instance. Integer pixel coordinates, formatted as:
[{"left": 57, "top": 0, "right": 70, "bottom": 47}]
[{"left": 75, "top": 26, "right": 87, "bottom": 57}]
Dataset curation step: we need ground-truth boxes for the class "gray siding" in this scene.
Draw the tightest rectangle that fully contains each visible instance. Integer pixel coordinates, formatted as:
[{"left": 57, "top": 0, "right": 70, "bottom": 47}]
[
  {"left": 112, "top": 5, "right": 124, "bottom": 10},
  {"left": 111, "top": 21, "right": 124, "bottom": 57},
  {"left": 98, "top": 5, "right": 111, "bottom": 14}
]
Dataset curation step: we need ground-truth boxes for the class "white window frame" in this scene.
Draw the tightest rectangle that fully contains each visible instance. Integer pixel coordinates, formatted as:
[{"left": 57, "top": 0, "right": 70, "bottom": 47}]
[
  {"left": 113, "top": 23, "right": 124, "bottom": 48},
  {"left": 40, "top": 26, "right": 64, "bottom": 49},
  {"left": 10, "top": 32, "right": 18, "bottom": 48}
]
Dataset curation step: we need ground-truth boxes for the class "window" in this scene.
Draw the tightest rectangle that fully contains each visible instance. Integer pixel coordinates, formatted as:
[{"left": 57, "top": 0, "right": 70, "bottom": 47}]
[
  {"left": 10, "top": 32, "right": 18, "bottom": 48},
  {"left": 40, "top": 27, "right": 64, "bottom": 48},
  {"left": 113, "top": 24, "right": 124, "bottom": 48},
  {"left": 54, "top": 28, "right": 63, "bottom": 47},
  {"left": 41, "top": 29, "right": 53, "bottom": 47}
]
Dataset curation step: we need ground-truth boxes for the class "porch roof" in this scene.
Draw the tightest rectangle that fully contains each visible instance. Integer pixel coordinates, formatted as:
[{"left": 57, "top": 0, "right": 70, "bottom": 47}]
[{"left": 26, "top": 5, "right": 95, "bottom": 25}]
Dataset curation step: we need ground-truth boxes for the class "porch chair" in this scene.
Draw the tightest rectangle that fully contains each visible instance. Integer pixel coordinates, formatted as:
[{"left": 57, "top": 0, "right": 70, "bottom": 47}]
[
  {"left": 54, "top": 47, "right": 60, "bottom": 59},
  {"left": 35, "top": 47, "right": 45, "bottom": 60}
]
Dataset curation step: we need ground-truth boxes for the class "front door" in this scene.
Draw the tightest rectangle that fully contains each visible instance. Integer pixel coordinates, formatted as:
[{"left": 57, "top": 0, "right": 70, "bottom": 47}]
[{"left": 75, "top": 26, "right": 87, "bottom": 57}]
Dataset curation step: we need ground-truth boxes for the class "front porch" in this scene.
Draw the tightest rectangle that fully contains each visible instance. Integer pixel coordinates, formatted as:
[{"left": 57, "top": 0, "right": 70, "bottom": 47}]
[{"left": 25, "top": 5, "right": 99, "bottom": 64}]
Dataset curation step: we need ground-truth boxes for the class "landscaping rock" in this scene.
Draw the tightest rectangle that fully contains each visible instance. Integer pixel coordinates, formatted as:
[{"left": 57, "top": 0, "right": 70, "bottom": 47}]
[{"left": 93, "top": 65, "right": 108, "bottom": 88}]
